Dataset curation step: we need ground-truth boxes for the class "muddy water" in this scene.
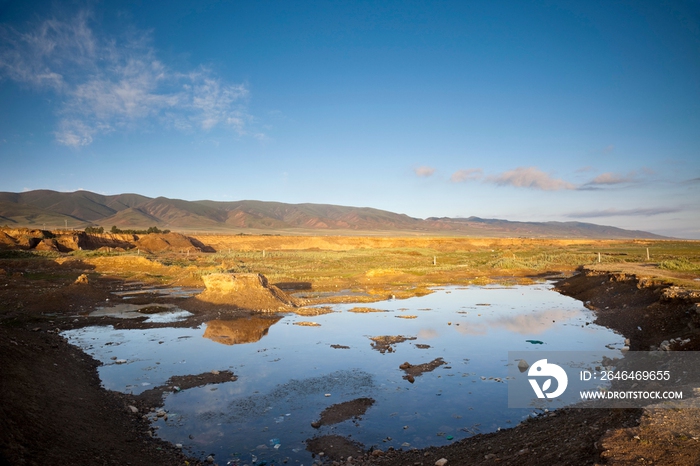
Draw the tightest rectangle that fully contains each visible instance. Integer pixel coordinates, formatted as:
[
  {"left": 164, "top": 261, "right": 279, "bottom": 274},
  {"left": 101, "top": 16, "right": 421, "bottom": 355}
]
[{"left": 63, "top": 283, "right": 624, "bottom": 465}]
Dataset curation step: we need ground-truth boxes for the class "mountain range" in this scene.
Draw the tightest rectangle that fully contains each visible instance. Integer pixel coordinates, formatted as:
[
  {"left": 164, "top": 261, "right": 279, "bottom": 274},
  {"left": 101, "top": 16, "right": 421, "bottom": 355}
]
[{"left": 0, "top": 189, "right": 668, "bottom": 239}]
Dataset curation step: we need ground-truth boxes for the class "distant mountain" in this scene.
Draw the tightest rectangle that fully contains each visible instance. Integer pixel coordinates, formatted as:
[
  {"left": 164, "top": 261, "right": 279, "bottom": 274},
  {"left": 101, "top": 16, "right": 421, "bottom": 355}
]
[{"left": 0, "top": 189, "right": 669, "bottom": 239}]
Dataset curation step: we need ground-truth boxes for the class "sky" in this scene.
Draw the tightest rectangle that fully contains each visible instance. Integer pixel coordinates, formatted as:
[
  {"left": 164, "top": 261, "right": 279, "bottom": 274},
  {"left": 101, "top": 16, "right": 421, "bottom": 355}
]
[{"left": 0, "top": 0, "right": 698, "bottom": 238}]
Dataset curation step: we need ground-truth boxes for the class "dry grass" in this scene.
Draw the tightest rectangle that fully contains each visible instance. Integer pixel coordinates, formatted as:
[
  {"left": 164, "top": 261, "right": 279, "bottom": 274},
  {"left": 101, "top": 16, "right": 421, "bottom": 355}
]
[{"left": 3, "top": 236, "right": 698, "bottom": 302}]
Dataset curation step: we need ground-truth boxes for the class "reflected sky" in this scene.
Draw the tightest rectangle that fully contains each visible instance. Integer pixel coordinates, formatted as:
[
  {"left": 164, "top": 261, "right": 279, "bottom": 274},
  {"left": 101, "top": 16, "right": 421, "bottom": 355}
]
[{"left": 63, "top": 283, "right": 623, "bottom": 464}]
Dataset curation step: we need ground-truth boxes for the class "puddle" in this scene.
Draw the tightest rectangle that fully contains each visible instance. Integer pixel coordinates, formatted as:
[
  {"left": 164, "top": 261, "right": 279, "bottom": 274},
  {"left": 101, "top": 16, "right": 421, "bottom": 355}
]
[
  {"left": 63, "top": 283, "right": 623, "bottom": 464},
  {"left": 112, "top": 286, "right": 202, "bottom": 299},
  {"left": 293, "top": 289, "right": 371, "bottom": 299},
  {"left": 89, "top": 303, "right": 193, "bottom": 323}
]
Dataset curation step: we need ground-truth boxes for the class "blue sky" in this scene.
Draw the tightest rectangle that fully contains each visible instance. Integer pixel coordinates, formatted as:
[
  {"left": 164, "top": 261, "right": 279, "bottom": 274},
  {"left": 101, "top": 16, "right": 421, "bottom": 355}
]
[{"left": 0, "top": 0, "right": 698, "bottom": 238}]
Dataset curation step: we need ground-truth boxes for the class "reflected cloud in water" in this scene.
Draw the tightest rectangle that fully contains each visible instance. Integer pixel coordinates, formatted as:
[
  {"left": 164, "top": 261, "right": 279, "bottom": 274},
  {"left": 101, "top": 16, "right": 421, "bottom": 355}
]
[{"left": 455, "top": 309, "right": 575, "bottom": 336}]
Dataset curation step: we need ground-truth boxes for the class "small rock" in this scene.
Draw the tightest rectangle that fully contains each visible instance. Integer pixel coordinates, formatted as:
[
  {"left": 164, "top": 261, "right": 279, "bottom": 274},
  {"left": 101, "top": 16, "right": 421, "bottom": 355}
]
[
  {"left": 435, "top": 458, "right": 448, "bottom": 466},
  {"left": 485, "top": 453, "right": 496, "bottom": 460},
  {"left": 128, "top": 405, "right": 139, "bottom": 413},
  {"left": 517, "top": 359, "right": 529, "bottom": 372},
  {"left": 372, "top": 449, "right": 384, "bottom": 457},
  {"left": 175, "top": 443, "right": 183, "bottom": 449},
  {"left": 311, "top": 420, "right": 322, "bottom": 428},
  {"left": 399, "top": 362, "right": 412, "bottom": 370},
  {"left": 206, "top": 455, "right": 215, "bottom": 463}
]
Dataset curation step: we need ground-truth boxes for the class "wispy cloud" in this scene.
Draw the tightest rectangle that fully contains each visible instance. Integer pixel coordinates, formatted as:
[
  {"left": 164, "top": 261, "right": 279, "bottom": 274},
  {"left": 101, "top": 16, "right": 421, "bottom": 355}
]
[
  {"left": 0, "top": 11, "right": 254, "bottom": 147},
  {"left": 567, "top": 207, "right": 682, "bottom": 218},
  {"left": 414, "top": 166, "right": 436, "bottom": 177},
  {"left": 583, "top": 168, "right": 654, "bottom": 188},
  {"left": 487, "top": 166, "right": 576, "bottom": 191},
  {"left": 450, "top": 168, "right": 483, "bottom": 183},
  {"left": 588, "top": 172, "right": 635, "bottom": 185}
]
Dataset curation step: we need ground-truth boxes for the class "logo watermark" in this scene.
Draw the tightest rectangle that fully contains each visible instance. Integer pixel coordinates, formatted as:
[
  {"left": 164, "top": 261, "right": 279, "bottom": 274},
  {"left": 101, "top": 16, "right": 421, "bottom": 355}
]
[
  {"left": 527, "top": 359, "right": 568, "bottom": 399},
  {"left": 508, "top": 351, "right": 700, "bottom": 409}
]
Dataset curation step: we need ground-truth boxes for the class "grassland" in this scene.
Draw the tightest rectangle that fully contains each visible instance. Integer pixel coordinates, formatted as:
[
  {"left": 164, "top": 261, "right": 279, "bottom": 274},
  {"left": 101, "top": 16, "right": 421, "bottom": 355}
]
[{"left": 50, "top": 236, "right": 698, "bottom": 302}]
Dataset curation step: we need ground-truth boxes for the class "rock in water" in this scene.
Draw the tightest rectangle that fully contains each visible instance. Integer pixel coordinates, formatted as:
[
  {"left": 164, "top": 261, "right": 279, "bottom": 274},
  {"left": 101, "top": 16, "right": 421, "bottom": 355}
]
[{"left": 196, "top": 273, "right": 297, "bottom": 311}]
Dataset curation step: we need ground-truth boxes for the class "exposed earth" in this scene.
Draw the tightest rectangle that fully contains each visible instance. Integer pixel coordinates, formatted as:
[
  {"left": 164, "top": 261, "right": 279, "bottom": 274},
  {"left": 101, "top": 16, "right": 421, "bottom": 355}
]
[{"left": 2, "top": 233, "right": 700, "bottom": 465}]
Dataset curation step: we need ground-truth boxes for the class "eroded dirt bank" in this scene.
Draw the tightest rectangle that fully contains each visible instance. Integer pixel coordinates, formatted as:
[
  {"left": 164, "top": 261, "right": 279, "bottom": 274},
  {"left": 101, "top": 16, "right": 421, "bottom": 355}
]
[{"left": 2, "top": 263, "right": 700, "bottom": 465}]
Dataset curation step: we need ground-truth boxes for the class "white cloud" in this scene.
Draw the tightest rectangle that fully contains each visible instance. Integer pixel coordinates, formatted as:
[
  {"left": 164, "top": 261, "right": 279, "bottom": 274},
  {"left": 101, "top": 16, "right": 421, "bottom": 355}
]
[
  {"left": 589, "top": 172, "right": 633, "bottom": 185},
  {"left": 487, "top": 167, "right": 576, "bottom": 191},
  {"left": 450, "top": 168, "right": 483, "bottom": 183},
  {"left": 0, "top": 11, "right": 256, "bottom": 147},
  {"left": 414, "top": 166, "right": 436, "bottom": 177},
  {"left": 54, "top": 119, "right": 97, "bottom": 147}
]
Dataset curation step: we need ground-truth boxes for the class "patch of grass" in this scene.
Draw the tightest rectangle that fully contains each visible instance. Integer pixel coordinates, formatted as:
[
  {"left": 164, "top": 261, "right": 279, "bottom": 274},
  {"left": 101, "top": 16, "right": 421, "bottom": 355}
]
[
  {"left": 69, "top": 249, "right": 123, "bottom": 258},
  {"left": 659, "top": 257, "right": 699, "bottom": 271},
  {"left": 0, "top": 250, "right": 60, "bottom": 259}
]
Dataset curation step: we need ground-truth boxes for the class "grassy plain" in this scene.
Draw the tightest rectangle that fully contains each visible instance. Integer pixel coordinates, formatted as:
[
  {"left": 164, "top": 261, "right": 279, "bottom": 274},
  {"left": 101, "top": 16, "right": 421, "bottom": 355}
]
[{"left": 65, "top": 235, "right": 700, "bottom": 300}]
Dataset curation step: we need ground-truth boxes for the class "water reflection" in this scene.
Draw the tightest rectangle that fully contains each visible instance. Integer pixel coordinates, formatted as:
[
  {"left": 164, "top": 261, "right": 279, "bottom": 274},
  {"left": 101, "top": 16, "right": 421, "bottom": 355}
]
[
  {"left": 203, "top": 316, "right": 282, "bottom": 345},
  {"left": 63, "top": 283, "right": 624, "bottom": 465},
  {"left": 454, "top": 309, "right": 574, "bottom": 336}
]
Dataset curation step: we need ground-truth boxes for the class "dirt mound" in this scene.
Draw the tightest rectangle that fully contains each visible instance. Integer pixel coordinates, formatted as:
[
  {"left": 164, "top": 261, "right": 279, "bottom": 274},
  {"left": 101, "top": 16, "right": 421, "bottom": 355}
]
[
  {"left": 0, "top": 231, "right": 17, "bottom": 249},
  {"left": 78, "top": 233, "right": 136, "bottom": 251},
  {"left": 135, "top": 232, "right": 210, "bottom": 253},
  {"left": 196, "top": 273, "right": 297, "bottom": 311},
  {"left": 203, "top": 316, "right": 282, "bottom": 344},
  {"left": 34, "top": 238, "right": 60, "bottom": 251},
  {"left": 7, "top": 229, "right": 43, "bottom": 249}
]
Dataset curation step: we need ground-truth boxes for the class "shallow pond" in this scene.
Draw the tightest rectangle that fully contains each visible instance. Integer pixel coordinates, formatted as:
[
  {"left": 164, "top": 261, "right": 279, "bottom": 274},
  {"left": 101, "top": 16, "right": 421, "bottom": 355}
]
[{"left": 63, "top": 283, "right": 624, "bottom": 465}]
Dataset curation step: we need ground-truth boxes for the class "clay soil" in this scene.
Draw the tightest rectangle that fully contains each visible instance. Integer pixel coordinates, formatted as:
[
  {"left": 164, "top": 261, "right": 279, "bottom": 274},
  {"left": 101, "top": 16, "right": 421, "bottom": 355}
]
[{"left": 2, "top": 236, "right": 700, "bottom": 465}]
